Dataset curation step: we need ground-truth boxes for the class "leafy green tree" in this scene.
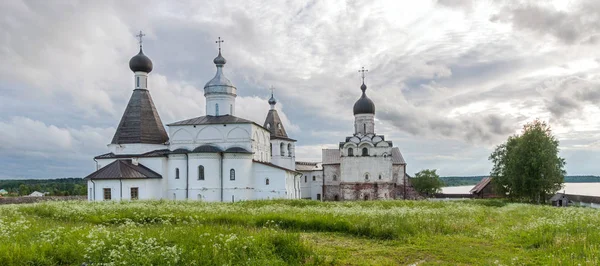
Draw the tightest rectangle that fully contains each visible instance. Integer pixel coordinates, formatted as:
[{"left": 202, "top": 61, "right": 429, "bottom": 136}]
[
  {"left": 411, "top": 169, "right": 444, "bottom": 197},
  {"left": 18, "top": 184, "right": 30, "bottom": 196},
  {"left": 489, "top": 119, "right": 565, "bottom": 203}
]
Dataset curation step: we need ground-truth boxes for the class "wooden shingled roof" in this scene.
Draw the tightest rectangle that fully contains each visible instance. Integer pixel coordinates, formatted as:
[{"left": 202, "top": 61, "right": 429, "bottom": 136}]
[
  {"left": 470, "top": 177, "right": 492, "bottom": 194},
  {"left": 84, "top": 159, "right": 162, "bottom": 180},
  {"left": 111, "top": 89, "right": 169, "bottom": 145}
]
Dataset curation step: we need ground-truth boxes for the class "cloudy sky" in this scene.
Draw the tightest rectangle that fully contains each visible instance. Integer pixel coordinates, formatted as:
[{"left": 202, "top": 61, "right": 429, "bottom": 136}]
[{"left": 1, "top": 0, "right": 599, "bottom": 179}]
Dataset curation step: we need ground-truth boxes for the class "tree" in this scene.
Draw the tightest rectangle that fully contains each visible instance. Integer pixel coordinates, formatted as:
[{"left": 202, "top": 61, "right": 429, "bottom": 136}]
[
  {"left": 411, "top": 169, "right": 444, "bottom": 197},
  {"left": 489, "top": 119, "right": 565, "bottom": 203},
  {"left": 18, "top": 184, "right": 30, "bottom": 196}
]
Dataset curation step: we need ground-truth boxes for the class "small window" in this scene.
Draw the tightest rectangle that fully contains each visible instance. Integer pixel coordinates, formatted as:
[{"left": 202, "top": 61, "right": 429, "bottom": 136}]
[
  {"left": 312, "top": 176, "right": 316, "bottom": 181},
  {"left": 317, "top": 194, "right": 321, "bottom": 200},
  {"left": 267, "top": 123, "right": 271, "bottom": 129},
  {"left": 333, "top": 175, "right": 337, "bottom": 181},
  {"left": 348, "top": 148, "right": 353, "bottom": 156},
  {"left": 378, "top": 175, "right": 382, "bottom": 180},
  {"left": 136, "top": 76, "right": 140, "bottom": 88},
  {"left": 362, "top": 147, "right": 369, "bottom": 156},
  {"left": 266, "top": 178, "right": 270, "bottom": 185},
  {"left": 230, "top": 104, "right": 233, "bottom": 114},
  {"left": 270, "top": 143, "right": 272, "bottom": 157},
  {"left": 198, "top": 165, "right": 205, "bottom": 180},
  {"left": 334, "top": 195, "right": 339, "bottom": 201},
  {"left": 305, "top": 176, "right": 307, "bottom": 183},
  {"left": 287, "top": 143, "right": 292, "bottom": 157},
  {"left": 280, "top": 143, "right": 285, "bottom": 156},
  {"left": 130, "top": 187, "right": 139, "bottom": 200},
  {"left": 103, "top": 188, "right": 111, "bottom": 200},
  {"left": 175, "top": 168, "right": 180, "bottom": 179},
  {"left": 230, "top": 169, "right": 235, "bottom": 180},
  {"left": 363, "top": 124, "right": 366, "bottom": 133},
  {"left": 365, "top": 173, "right": 369, "bottom": 180},
  {"left": 215, "top": 104, "right": 219, "bottom": 116},
  {"left": 278, "top": 123, "right": 282, "bottom": 129}
]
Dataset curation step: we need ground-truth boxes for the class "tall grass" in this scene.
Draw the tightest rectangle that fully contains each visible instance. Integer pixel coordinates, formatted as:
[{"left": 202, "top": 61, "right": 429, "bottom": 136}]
[{"left": 1, "top": 199, "right": 600, "bottom": 265}]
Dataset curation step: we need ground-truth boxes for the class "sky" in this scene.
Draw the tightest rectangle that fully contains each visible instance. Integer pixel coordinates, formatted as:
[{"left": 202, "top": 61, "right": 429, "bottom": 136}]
[{"left": 0, "top": 0, "right": 599, "bottom": 179}]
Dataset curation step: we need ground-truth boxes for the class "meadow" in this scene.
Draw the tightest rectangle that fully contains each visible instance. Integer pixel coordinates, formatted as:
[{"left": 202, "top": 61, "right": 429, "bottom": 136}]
[{"left": 1, "top": 200, "right": 599, "bottom": 265}]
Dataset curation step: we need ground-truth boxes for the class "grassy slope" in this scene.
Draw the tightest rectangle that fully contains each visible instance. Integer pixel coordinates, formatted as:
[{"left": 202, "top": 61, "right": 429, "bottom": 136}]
[{"left": 1, "top": 200, "right": 599, "bottom": 265}]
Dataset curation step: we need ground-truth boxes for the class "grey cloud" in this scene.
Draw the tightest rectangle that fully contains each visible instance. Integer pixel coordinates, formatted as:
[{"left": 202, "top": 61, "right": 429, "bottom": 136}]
[{"left": 490, "top": 1, "right": 600, "bottom": 44}]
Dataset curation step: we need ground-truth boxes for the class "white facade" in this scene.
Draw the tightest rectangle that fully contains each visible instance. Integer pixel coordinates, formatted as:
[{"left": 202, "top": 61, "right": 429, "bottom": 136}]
[{"left": 86, "top": 43, "right": 300, "bottom": 202}]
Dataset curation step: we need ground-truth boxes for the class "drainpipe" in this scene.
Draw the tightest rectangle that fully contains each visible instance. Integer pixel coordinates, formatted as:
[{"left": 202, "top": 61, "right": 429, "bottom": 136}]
[
  {"left": 120, "top": 178, "right": 123, "bottom": 201},
  {"left": 403, "top": 166, "right": 407, "bottom": 200},
  {"left": 220, "top": 152, "right": 224, "bottom": 202},
  {"left": 185, "top": 153, "right": 189, "bottom": 199},
  {"left": 94, "top": 158, "right": 99, "bottom": 170}
]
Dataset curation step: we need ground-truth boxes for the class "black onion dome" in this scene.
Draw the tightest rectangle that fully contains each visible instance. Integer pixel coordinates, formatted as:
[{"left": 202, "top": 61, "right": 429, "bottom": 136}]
[
  {"left": 213, "top": 51, "right": 227, "bottom": 65},
  {"left": 353, "top": 83, "right": 375, "bottom": 115},
  {"left": 129, "top": 48, "right": 153, "bottom": 73},
  {"left": 268, "top": 93, "right": 277, "bottom": 105}
]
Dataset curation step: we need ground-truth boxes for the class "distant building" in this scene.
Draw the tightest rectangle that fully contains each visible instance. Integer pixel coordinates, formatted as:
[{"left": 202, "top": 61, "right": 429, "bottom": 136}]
[
  {"left": 28, "top": 191, "right": 44, "bottom": 197},
  {"left": 296, "top": 162, "right": 323, "bottom": 200},
  {"left": 470, "top": 177, "right": 496, "bottom": 198},
  {"left": 0, "top": 189, "right": 7, "bottom": 195},
  {"left": 320, "top": 75, "right": 417, "bottom": 201},
  {"left": 550, "top": 193, "right": 570, "bottom": 207}
]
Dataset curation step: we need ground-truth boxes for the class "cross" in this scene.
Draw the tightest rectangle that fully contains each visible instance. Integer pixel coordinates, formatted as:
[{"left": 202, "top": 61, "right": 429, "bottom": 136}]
[
  {"left": 216, "top": 37, "right": 224, "bottom": 51},
  {"left": 270, "top": 86, "right": 275, "bottom": 96},
  {"left": 136, "top": 31, "right": 145, "bottom": 47},
  {"left": 358, "top": 67, "right": 368, "bottom": 83}
]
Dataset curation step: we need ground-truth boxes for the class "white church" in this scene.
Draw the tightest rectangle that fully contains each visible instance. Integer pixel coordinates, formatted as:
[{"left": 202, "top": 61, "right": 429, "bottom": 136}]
[
  {"left": 85, "top": 36, "right": 300, "bottom": 202},
  {"left": 85, "top": 34, "right": 418, "bottom": 202}
]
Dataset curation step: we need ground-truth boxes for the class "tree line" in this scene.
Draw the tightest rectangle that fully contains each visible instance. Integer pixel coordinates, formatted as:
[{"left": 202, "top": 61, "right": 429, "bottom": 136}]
[{"left": 0, "top": 178, "right": 87, "bottom": 196}]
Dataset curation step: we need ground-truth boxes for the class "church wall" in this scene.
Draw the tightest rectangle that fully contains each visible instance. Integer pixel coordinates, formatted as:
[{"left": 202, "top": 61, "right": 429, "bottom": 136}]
[
  {"left": 108, "top": 143, "right": 168, "bottom": 155},
  {"left": 168, "top": 124, "right": 254, "bottom": 152},
  {"left": 87, "top": 178, "right": 162, "bottom": 201},
  {"left": 166, "top": 154, "right": 188, "bottom": 200},
  {"left": 252, "top": 163, "right": 292, "bottom": 199},
  {"left": 299, "top": 170, "right": 323, "bottom": 200},
  {"left": 270, "top": 139, "right": 295, "bottom": 170},
  {"left": 222, "top": 153, "right": 254, "bottom": 202},
  {"left": 354, "top": 114, "right": 375, "bottom": 135},
  {"left": 205, "top": 95, "right": 236, "bottom": 116},
  {"left": 188, "top": 153, "right": 221, "bottom": 201},
  {"left": 340, "top": 155, "right": 393, "bottom": 183},
  {"left": 251, "top": 125, "right": 271, "bottom": 163}
]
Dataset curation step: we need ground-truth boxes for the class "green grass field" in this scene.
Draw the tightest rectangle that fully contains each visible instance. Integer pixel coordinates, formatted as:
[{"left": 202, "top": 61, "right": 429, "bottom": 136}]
[{"left": 1, "top": 199, "right": 599, "bottom": 265}]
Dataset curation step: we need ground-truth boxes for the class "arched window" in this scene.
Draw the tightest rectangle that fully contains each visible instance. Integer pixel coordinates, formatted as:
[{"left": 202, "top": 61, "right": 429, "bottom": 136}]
[
  {"left": 334, "top": 195, "right": 339, "bottom": 201},
  {"left": 363, "top": 124, "right": 366, "bottom": 133},
  {"left": 266, "top": 178, "right": 270, "bottom": 185},
  {"left": 305, "top": 176, "right": 307, "bottom": 183},
  {"left": 230, "top": 104, "right": 233, "bottom": 114},
  {"left": 136, "top": 77, "right": 140, "bottom": 88},
  {"left": 362, "top": 147, "right": 369, "bottom": 156},
  {"left": 348, "top": 148, "right": 353, "bottom": 156},
  {"left": 175, "top": 168, "right": 180, "bottom": 179},
  {"left": 365, "top": 173, "right": 369, "bottom": 180},
  {"left": 312, "top": 176, "right": 316, "bottom": 181},
  {"left": 280, "top": 143, "right": 285, "bottom": 156},
  {"left": 215, "top": 103, "right": 219, "bottom": 116},
  {"left": 364, "top": 195, "right": 369, "bottom": 201},
  {"left": 230, "top": 169, "right": 235, "bottom": 180},
  {"left": 378, "top": 174, "right": 382, "bottom": 180},
  {"left": 267, "top": 123, "right": 271, "bottom": 129},
  {"left": 333, "top": 175, "right": 337, "bottom": 181},
  {"left": 278, "top": 123, "right": 282, "bottom": 129},
  {"left": 198, "top": 165, "right": 205, "bottom": 180},
  {"left": 287, "top": 143, "right": 292, "bottom": 157},
  {"left": 270, "top": 143, "right": 272, "bottom": 157}
]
